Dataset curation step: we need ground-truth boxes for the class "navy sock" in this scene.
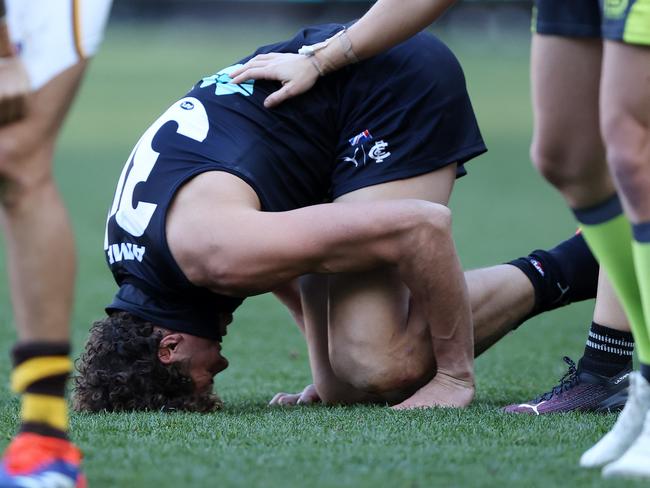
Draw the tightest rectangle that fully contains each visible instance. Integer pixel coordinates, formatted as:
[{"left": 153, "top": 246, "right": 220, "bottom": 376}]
[
  {"left": 508, "top": 232, "right": 599, "bottom": 324},
  {"left": 579, "top": 322, "right": 633, "bottom": 377}
]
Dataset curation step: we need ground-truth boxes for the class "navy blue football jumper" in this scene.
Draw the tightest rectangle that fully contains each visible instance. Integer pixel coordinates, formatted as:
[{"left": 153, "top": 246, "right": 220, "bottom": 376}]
[{"left": 105, "top": 23, "right": 487, "bottom": 339}]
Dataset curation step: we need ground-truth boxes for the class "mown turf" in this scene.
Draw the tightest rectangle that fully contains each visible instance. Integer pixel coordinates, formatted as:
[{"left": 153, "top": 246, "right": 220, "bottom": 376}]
[{"left": 0, "top": 19, "right": 644, "bottom": 487}]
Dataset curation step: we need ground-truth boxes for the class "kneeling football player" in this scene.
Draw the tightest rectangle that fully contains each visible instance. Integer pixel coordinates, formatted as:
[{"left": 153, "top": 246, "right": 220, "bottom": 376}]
[{"left": 73, "top": 23, "right": 621, "bottom": 413}]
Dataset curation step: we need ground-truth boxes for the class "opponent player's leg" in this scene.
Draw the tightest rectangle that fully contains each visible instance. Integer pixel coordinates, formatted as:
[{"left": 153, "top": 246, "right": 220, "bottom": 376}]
[
  {"left": 0, "top": 62, "right": 87, "bottom": 340},
  {"left": 0, "top": 62, "right": 88, "bottom": 486},
  {"left": 587, "top": 40, "right": 650, "bottom": 478}
]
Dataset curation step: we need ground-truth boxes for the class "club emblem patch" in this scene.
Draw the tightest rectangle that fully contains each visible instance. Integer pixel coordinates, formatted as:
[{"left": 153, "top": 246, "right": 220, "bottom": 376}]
[
  {"left": 200, "top": 64, "right": 255, "bottom": 97},
  {"left": 342, "top": 130, "right": 391, "bottom": 167}
]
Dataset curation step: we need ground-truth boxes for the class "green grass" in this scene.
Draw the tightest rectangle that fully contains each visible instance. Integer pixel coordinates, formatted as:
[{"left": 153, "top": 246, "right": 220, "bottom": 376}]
[{"left": 0, "top": 21, "right": 643, "bottom": 487}]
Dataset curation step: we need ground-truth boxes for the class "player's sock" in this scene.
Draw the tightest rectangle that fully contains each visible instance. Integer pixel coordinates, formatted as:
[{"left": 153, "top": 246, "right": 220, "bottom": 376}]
[
  {"left": 580, "top": 322, "right": 634, "bottom": 377},
  {"left": 10, "top": 342, "right": 72, "bottom": 440},
  {"left": 1, "top": 343, "right": 84, "bottom": 487},
  {"left": 631, "top": 221, "right": 650, "bottom": 372},
  {"left": 507, "top": 232, "right": 598, "bottom": 322},
  {"left": 574, "top": 195, "right": 650, "bottom": 365}
]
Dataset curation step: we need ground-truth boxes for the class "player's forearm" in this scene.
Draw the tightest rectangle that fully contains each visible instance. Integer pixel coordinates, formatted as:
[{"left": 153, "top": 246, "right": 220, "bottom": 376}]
[
  {"left": 272, "top": 279, "right": 305, "bottom": 335},
  {"left": 424, "top": 255, "right": 474, "bottom": 383},
  {"left": 433, "top": 319, "right": 474, "bottom": 384},
  {"left": 0, "top": 1, "right": 12, "bottom": 57},
  {"left": 347, "top": 0, "right": 456, "bottom": 60},
  {"left": 300, "top": 274, "right": 368, "bottom": 404}
]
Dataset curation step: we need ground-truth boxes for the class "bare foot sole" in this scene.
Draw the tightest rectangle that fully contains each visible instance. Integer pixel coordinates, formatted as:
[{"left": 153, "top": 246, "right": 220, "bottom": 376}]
[{"left": 391, "top": 374, "right": 474, "bottom": 410}]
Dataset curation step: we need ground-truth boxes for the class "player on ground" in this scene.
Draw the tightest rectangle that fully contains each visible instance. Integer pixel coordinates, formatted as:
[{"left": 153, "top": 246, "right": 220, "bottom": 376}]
[
  {"left": 231, "top": 14, "right": 636, "bottom": 417},
  {"left": 0, "top": 1, "right": 112, "bottom": 486},
  {"left": 75, "top": 24, "right": 609, "bottom": 415},
  {"left": 83, "top": 24, "right": 487, "bottom": 412},
  {"left": 231, "top": 3, "right": 650, "bottom": 477}
]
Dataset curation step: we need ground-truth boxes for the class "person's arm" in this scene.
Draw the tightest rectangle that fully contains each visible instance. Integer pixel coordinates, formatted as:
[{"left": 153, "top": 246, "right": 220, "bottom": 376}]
[
  {"left": 0, "top": 0, "right": 30, "bottom": 125},
  {"left": 272, "top": 279, "right": 305, "bottom": 335},
  {"left": 230, "top": 0, "right": 455, "bottom": 107},
  {"left": 339, "top": 0, "right": 455, "bottom": 61},
  {"left": 269, "top": 277, "right": 365, "bottom": 406},
  {"left": 269, "top": 279, "right": 323, "bottom": 406}
]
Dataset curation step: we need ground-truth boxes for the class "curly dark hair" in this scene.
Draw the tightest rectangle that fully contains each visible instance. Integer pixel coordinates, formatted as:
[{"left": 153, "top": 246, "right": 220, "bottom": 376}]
[{"left": 73, "top": 311, "right": 221, "bottom": 412}]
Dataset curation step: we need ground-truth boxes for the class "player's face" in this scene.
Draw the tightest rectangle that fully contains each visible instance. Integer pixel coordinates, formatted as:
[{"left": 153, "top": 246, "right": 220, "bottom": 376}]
[
  {"left": 183, "top": 335, "right": 229, "bottom": 394},
  {"left": 157, "top": 313, "right": 233, "bottom": 393}
]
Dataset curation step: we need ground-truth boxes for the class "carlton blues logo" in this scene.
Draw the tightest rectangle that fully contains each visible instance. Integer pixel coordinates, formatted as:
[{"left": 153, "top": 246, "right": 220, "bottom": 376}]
[{"left": 343, "top": 129, "right": 391, "bottom": 167}]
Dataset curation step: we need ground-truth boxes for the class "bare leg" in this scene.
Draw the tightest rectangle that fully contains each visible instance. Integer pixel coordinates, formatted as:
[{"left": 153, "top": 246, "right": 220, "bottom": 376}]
[
  {"left": 472, "top": 257, "right": 630, "bottom": 357},
  {"left": 469, "top": 265, "right": 535, "bottom": 356},
  {"left": 597, "top": 39, "right": 650, "bottom": 356},
  {"left": 597, "top": 40, "right": 650, "bottom": 362},
  {"left": 600, "top": 43, "right": 650, "bottom": 224},
  {"left": 274, "top": 262, "right": 535, "bottom": 405},
  {"left": 594, "top": 269, "right": 630, "bottom": 332},
  {"left": 273, "top": 246, "right": 608, "bottom": 407},
  {"left": 169, "top": 166, "right": 475, "bottom": 408},
  {"left": 0, "top": 61, "right": 90, "bottom": 485},
  {"left": 581, "top": 41, "right": 650, "bottom": 476},
  {"left": 0, "top": 62, "right": 87, "bottom": 341},
  {"left": 329, "top": 166, "right": 473, "bottom": 409},
  {"left": 530, "top": 35, "right": 613, "bottom": 208}
]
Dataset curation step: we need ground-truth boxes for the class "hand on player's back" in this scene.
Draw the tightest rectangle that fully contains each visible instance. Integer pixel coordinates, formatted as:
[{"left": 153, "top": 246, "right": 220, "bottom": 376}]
[
  {"left": 0, "top": 55, "right": 29, "bottom": 125},
  {"left": 230, "top": 53, "right": 319, "bottom": 108}
]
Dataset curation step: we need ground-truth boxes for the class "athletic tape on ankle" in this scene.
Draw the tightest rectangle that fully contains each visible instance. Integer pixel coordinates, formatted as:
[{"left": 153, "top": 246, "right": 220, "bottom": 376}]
[{"left": 11, "top": 357, "right": 72, "bottom": 394}]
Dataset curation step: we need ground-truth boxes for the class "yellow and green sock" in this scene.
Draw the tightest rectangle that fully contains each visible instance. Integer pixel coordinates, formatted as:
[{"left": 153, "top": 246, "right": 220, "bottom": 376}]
[{"left": 573, "top": 194, "right": 650, "bottom": 381}]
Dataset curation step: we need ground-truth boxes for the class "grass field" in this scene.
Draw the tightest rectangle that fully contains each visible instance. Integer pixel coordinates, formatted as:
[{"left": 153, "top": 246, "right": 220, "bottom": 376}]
[{"left": 0, "top": 19, "right": 644, "bottom": 487}]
